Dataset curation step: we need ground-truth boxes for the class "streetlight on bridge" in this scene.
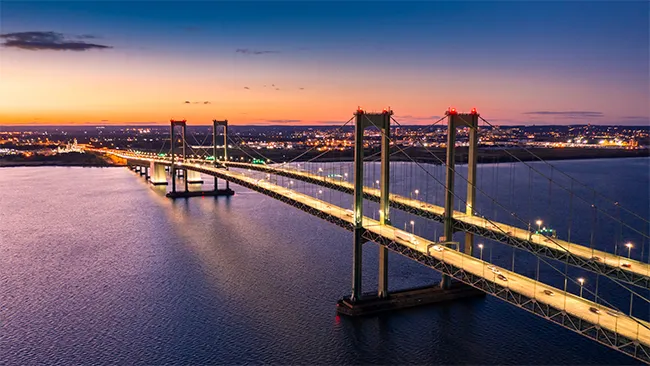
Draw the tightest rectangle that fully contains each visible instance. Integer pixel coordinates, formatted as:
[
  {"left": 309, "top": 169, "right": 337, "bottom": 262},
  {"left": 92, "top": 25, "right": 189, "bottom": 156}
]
[
  {"left": 625, "top": 242, "right": 633, "bottom": 258},
  {"left": 414, "top": 189, "right": 419, "bottom": 201},
  {"left": 578, "top": 277, "right": 585, "bottom": 297},
  {"left": 536, "top": 219, "right": 543, "bottom": 232},
  {"left": 410, "top": 220, "right": 415, "bottom": 234},
  {"left": 478, "top": 243, "right": 484, "bottom": 260}
]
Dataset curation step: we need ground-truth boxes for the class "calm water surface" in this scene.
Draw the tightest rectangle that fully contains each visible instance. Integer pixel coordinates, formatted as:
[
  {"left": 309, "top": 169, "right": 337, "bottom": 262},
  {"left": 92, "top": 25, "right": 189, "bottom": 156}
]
[{"left": 1, "top": 158, "right": 647, "bottom": 365}]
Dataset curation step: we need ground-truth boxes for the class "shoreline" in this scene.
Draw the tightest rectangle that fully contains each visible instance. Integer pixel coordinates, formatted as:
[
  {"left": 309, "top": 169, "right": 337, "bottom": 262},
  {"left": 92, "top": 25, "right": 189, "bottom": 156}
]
[
  {"left": 0, "top": 162, "right": 122, "bottom": 168},
  {"left": 1, "top": 152, "right": 648, "bottom": 169}
]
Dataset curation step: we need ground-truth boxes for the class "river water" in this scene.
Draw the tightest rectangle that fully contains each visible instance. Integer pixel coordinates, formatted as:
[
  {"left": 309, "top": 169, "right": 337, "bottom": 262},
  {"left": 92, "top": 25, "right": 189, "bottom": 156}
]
[{"left": 1, "top": 158, "right": 647, "bottom": 364}]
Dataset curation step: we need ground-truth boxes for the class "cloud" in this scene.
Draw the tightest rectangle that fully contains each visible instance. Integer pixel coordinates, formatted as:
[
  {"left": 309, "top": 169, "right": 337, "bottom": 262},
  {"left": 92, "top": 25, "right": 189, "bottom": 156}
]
[
  {"left": 316, "top": 120, "right": 349, "bottom": 125},
  {"left": 299, "top": 87, "right": 305, "bottom": 90},
  {"left": 621, "top": 116, "right": 649, "bottom": 120},
  {"left": 266, "top": 119, "right": 301, "bottom": 123},
  {"left": 236, "top": 48, "right": 279, "bottom": 55},
  {"left": 101, "top": 119, "right": 109, "bottom": 122},
  {"left": 0, "top": 31, "right": 112, "bottom": 51},
  {"left": 76, "top": 34, "right": 98, "bottom": 39},
  {"left": 523, "top": 111, "right": 604, "bottom": 118},
  {"left": 244, "top": 87, "right": 250, "bottom": 89},
  {"left": 184, "top": 100, "right": 211, "bottom": 104},
  {"left": 275, "top": 88, "right": 280, "bottom": 90}
]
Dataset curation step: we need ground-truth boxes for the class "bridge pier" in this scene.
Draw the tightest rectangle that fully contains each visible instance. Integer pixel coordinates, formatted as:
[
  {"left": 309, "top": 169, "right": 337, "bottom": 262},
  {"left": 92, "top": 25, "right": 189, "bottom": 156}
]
[
  {"left": 186, "top": 169, "right": 203, "bottom": 184},
  {"left": 336, "top": 282, "right": 485, "bottom": 317},
  {"left": 165, "top": 118, "right": 234, "bottom": 199},
  {"left": 213, "top": 119, "right": 232, "bottom": 193},
  {"left": 441, "top": 109, "right": 480, "bottom": 290},
  {"left": 150, "top": 162, "right": 168, "bottom": 185}
]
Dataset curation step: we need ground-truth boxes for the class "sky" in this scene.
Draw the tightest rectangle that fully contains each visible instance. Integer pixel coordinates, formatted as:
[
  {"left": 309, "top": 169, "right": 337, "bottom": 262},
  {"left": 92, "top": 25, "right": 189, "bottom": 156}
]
[{"left": 0, "top": 1, "right": 648, "bottom": 126}]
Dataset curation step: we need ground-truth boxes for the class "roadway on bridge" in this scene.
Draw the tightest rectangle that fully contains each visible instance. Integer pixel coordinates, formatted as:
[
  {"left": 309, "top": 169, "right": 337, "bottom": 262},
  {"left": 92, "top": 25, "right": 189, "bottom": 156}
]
[{"left": 221, "top": 160, "right": 650, "bottom": 283}]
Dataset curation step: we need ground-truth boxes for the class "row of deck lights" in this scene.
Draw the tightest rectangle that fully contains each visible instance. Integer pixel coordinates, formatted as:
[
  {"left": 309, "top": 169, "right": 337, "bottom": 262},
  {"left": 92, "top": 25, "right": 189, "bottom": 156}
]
[{"left": 536, "top": 218, "right": 635, "bottom": 258}]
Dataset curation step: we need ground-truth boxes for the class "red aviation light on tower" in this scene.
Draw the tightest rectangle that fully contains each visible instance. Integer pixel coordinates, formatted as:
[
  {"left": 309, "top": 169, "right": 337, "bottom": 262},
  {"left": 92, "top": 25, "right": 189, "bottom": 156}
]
[
  {"left": 470, "top": 107, "right": 478, "bottom": 115},
  {"left": 356, "top": 106, "right": 364, "bottom": 114},
  {"left": 447, "top": 107, "right": 458, "bottom": 115}
]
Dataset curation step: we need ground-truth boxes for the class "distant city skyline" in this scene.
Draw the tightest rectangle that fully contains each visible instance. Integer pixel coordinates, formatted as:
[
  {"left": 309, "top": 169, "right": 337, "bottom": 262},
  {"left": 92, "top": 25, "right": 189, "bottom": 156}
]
[{"left": 0, "top": 1, "right": 648, "bottom": 126}]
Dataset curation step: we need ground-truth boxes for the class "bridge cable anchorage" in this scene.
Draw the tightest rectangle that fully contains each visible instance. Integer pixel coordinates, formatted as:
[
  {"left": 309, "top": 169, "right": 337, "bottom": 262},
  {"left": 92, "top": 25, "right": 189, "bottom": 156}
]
[
  {"left": 389, "top": 114, "right": 650, "bottom": 304},
  {"left": 478, "top": 116, "right": 650, "bottom": 237},
  {"left": 363, "top": 114, "right": 650, "bottom": 319}
]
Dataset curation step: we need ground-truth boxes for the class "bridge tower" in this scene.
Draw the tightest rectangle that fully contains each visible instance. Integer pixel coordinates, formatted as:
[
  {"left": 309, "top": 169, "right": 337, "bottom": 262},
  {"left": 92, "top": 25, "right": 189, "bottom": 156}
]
[
  {"left": 213, "top": 119, "right": 230, "bottom": 192},
  {"left": 169, "top": 119, "right": 188, "bottom": 195},
  {"left": 441, "top": 108, "right": 479, "bottom": 289},
  {"left": 350, "top": 107, "right": 392, "bottom": 302}
]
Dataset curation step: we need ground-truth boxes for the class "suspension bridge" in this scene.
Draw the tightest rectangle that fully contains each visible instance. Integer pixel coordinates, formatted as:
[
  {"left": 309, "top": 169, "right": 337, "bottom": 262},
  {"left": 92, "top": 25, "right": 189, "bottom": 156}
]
[{"left": 86, "top": 108, "right": 650, "bottom": 363}]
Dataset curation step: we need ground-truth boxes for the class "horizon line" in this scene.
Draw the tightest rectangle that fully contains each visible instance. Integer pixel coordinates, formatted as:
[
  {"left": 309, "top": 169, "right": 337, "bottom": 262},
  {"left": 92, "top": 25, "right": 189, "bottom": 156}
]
[{"left": 1, "top": 123, "right": 649, "bottom": 128}]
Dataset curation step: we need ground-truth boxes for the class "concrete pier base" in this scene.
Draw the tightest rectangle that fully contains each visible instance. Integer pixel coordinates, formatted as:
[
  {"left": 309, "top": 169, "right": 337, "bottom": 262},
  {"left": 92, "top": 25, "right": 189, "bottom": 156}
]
[
  {"left": 149, "top": 162, "right": 168, "bottom": 186},
  {"left": 336, "top": 282, "right": 484, "bottom": 317},
  {"left": 166, "top": 188, "right": 235, "bottom": 199},
  {"left": 186, "top": 170, "right": 203, "bottom": 184}
]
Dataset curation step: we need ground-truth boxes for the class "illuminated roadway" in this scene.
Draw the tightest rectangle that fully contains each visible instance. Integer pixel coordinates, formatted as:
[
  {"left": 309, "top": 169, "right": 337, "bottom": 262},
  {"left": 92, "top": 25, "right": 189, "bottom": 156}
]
[
  {"left": 219, "top": 160, "right": 650, "bottom": 287},
  {"left": 95, "top": 150, "right": 650, "bottom": 361}
]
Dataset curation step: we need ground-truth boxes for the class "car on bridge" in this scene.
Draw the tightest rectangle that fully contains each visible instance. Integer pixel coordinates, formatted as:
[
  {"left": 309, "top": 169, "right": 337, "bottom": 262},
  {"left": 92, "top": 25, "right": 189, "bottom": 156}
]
[
  {"left": 427, "top": 244, "right": 444, "bottom": 254},
  {"left": 396, "top": 232, "right": 419, "bottom": 246},
  {"left": 606, "top": 310, "right": 620, "bottom": 317},
  {"left": 488, "top": 265, "right": 501, "bottom": 275},
  {"left": 543, "top": 289, "right": 555, "bottom": 296},
  {"left": 621, "top": 262, "right": 632, "bottom": 268},
  {"left": 589, "top": 307, "right": 601, "bottom": 315},
  {"left": 497, "top": 274, "right": 508, "bottom": 282}
]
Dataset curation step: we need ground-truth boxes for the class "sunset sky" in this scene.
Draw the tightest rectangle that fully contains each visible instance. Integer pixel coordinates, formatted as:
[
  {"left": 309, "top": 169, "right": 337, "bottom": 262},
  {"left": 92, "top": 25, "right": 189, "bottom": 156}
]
[{"left": 1, "top": 1, "right": 648, "bottom": 126}]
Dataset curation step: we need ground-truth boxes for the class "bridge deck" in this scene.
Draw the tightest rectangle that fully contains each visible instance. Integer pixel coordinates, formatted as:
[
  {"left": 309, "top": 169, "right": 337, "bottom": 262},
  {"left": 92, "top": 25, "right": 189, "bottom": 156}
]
[
  {"left": 108, "top": 152, "right": 650, "bottom": 361},
  {"left": 219, "top": 160, "right": 650, "bottom": 289}
]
